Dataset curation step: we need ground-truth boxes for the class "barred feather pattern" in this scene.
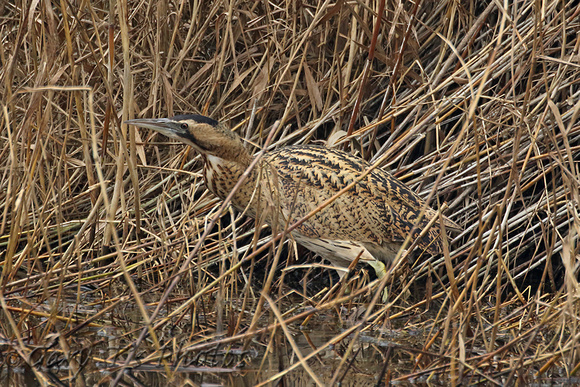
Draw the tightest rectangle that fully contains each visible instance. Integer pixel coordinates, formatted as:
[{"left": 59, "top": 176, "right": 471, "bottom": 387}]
[
  {"left": 203, "top": 144, "right": 458, "bottom": 269},
  {"left": 127, "top": 115, "right": 459, "bottom": 277}
]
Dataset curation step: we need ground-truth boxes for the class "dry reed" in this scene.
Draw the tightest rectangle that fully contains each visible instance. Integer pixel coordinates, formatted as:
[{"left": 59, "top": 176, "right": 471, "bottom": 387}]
[{"left": 1, "top": 0, "right": 579, "bottom": 385}]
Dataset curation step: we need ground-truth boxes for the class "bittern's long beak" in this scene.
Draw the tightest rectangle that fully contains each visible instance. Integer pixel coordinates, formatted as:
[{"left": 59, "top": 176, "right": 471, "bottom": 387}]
[{"left": 125, "top": 118, "right": 185, "bottom": 140}]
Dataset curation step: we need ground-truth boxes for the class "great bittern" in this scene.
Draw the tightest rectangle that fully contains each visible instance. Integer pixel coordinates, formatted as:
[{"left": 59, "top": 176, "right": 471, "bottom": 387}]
[{"left": 126, "top": 114, "right": 460, "bottom": 289}]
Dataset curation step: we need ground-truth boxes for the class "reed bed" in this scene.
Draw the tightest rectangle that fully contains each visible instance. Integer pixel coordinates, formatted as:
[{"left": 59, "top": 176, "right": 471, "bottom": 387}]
[{"left": 1, "top": 0, "right": 579, "bottom": 385}]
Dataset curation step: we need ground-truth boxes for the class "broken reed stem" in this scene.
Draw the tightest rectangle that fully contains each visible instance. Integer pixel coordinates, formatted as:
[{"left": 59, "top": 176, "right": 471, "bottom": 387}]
[{"left": 1, "top": 0, "right": 579, "bottom": 385}]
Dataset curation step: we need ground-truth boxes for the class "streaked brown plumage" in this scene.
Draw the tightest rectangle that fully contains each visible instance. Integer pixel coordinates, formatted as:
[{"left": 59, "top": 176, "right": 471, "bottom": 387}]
[{"left": 126, "top": 114, "right": 460, "bottom": 283}]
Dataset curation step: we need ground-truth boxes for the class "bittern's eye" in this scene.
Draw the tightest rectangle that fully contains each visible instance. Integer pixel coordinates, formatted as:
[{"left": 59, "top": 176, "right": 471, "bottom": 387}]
[{"left": 180, "top": 123, "right": 188, "bottom": 130}]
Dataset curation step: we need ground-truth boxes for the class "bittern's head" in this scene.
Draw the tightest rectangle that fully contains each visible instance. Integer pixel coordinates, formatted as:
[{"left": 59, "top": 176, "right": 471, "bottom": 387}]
[{"left": 125, "top": 114, "right": 250, "bottom": 163}]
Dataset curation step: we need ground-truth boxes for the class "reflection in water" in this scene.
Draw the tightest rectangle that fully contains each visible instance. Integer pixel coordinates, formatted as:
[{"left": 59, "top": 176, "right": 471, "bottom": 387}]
[{"left": 0, "top": 289, "right": 422, "bottom": 386}]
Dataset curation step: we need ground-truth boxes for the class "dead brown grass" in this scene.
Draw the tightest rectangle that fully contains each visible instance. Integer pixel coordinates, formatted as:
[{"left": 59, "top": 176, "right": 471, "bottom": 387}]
[{"left": 1, "top": 0, "right": 579, "bottom": 385}]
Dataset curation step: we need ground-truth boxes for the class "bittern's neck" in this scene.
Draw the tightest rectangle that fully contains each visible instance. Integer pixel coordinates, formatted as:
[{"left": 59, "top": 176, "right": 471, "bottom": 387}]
[
  {"left": 202, "top": 151, "right": 258, "bottom": 208},
  {"left": 230, "top": 147, "right": 253, "bottom": 167},
  {"left": 209, "top": 132, "right": 253, "bottom": 167}
]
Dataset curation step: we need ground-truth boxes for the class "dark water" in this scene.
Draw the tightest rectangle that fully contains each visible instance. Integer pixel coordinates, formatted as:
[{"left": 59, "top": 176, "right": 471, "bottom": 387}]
[
  {"left": 0, "top": 290, "right": 424, "bottom": 386},
  {"left": 1, "top": 289, "right": 573, "bottom": 386}
]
